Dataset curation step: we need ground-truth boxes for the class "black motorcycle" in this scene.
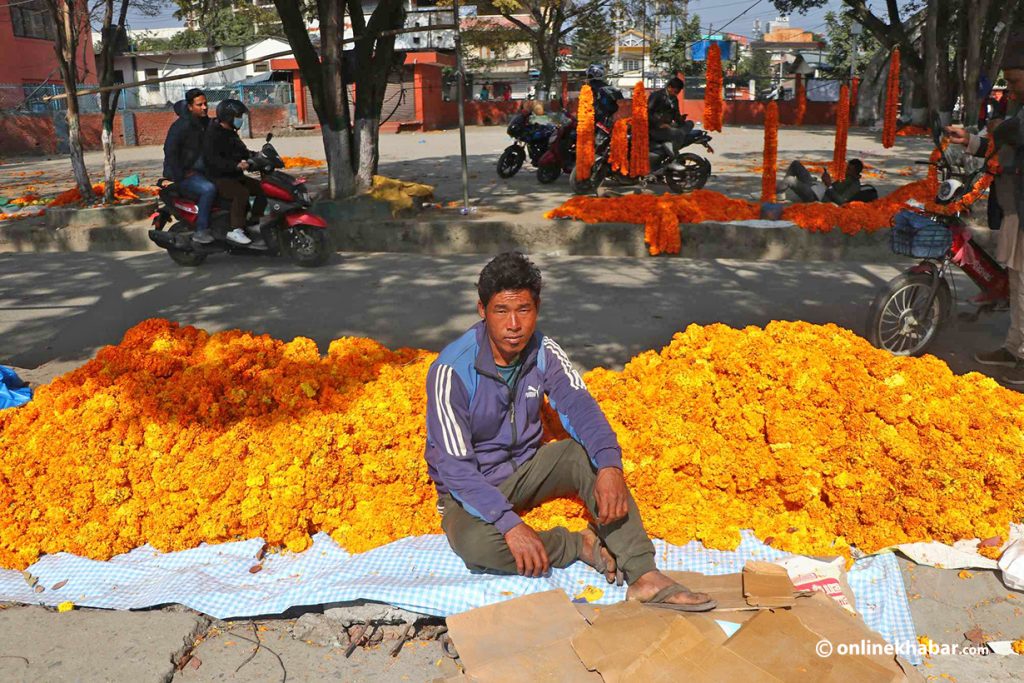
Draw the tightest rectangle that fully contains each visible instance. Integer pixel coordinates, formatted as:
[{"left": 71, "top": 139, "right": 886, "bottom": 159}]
[{"left": 496, "top": 112, "right": 556, "bottom": 178}]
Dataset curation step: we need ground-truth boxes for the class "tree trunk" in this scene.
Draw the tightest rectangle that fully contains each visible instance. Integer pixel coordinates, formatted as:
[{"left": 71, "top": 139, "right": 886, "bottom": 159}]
[
  {"left": 50, "top": 0, "right": 91, "bottom": 199},
  {"left": 922, "top": 0, "right": 940, "bottom": 121}
]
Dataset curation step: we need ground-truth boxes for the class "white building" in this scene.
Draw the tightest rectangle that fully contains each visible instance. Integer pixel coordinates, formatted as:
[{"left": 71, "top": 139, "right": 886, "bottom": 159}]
[{"left": 108, "top": 37, "right": 292, "bottom": 108}]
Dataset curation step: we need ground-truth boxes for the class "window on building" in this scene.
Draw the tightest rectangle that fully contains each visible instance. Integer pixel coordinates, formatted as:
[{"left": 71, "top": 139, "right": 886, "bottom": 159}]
[
  {"left": 253, "top": 62, "right": 270, "bottom": 73},
  {"left": 11, "top": 1, "right": 56, "bottom": 41},
  {"left": 145, "top": 68, "right": 160, "bottom": 93},
  {"left": 622, "top": 59, "right": 641, "bottom": 72},
  {"left": 113, "top": 70, "right": 125, "bottom": 83}
]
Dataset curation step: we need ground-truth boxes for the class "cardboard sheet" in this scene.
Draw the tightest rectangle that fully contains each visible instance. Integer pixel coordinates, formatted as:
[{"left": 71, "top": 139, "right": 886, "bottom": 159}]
[{"left": 743, "top": 561, "right": 800, "bottom": 608}]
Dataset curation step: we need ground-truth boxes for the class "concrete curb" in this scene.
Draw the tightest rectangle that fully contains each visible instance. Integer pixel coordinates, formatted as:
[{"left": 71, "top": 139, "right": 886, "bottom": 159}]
[
  {"left": 45, "top": 200, "right": 157, "bottom": 230},
  {"left": 0, "top": 210, "right": 998, "bottom": 262}
]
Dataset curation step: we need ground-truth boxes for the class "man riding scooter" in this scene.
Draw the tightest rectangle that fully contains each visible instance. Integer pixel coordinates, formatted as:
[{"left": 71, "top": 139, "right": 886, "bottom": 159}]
[
  {"left": 162, "top": 88, "right": 215, "bottom": 245},
  {"left": 203, "top": 99, "right": 266, "bottom": 247},
  {"left": 648, "top": 77, "right": 693, "bottom": 158}
]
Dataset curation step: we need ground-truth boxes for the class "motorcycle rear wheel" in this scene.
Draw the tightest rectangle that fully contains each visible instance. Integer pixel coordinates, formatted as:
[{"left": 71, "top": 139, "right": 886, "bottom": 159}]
[
  {"left": 167, "top": 222, "right": 207, "bottom": 267},
  {"left": 665, "top": 153, "right": 711, "bottom": 193},
  {"left": 537, "top": 165, "right": 562, "bottom": 184},
  {"left": 497, "top": 147, "right": 525, "bottom": 178},
  {"left": 287, "top": 225, "right": 333, "bottom": 267},
  {"left": 866, "top": 272, "right": 951, "bottom": 356}
]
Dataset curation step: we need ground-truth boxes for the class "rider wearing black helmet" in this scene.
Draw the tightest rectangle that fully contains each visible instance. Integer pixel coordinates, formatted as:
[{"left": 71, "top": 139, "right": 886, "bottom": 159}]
[
  {"left": 203, "top": 99, "right": 266, "bottom": 246},
  {"left": 585, "top": 63, "right": 622, "bottom": 126}
]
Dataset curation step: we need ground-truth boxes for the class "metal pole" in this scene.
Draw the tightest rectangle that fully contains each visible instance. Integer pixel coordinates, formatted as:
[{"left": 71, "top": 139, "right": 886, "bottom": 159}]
[{"left": 452, "top": 0, "right": 471, "bottom": 214}]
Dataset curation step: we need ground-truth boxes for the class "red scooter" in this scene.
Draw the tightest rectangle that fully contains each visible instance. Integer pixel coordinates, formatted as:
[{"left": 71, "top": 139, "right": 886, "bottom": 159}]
[
  {"left": 866, "top": 122, "right": 1004, "bottom": 355},
  {"left": 535, "top": 117, "right": 577, "bottom": 184},
  {"left": 148, "top": 134, "right": 332, "bottom": 267}
]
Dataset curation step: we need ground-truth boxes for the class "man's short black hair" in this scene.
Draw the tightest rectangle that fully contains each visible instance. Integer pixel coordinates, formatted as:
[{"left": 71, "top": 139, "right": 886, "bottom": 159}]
[
  {"left": 667, "top": 77, "right": 685, "bottom": 90},
  {"left": 847, "top": 159, "right": 864, "bottom": 174},
  {"left": 477, "top": 252, "right": 542, "bottom": 306},
  {"left": 185, "top": 88, "right": 206, "bottom": 105}
]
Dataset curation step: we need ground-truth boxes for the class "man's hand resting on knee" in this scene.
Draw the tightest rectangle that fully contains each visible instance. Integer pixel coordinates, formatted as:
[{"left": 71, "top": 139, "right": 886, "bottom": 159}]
[
  {"left": 595, "top": 467, "right": 629, "bottom": 525},
  {"left": 504, "top": 523, "right": 550, "bottom": 577}
]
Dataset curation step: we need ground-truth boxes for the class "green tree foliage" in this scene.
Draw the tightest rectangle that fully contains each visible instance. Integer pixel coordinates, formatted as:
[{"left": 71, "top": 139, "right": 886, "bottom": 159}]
[
  {"left": 571, "top": 8, "right": 614, "bottom": 68},
  {"left": 823, "top": 10, "right": 879, "bottom": 77},
  {"left": 650, "top": 12, "right": 702, "bottom": 75},
  {"left": 733, "top": 47, "right": 772, "bottom": 82}
]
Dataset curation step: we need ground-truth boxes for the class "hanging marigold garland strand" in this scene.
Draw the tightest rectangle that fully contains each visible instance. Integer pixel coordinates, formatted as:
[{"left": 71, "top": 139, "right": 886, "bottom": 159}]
[
  {"left": 630, "top": 81, "right": 650, "bottom": 177},
  {"left": 794, "top": 74, "right": 807, "bottom": 126},
  {"left": 832, "top": 83, "right": 851, "bottom": 180},
  {"left": 703, "top": 42, "right": 724, "bottom": 132},
  {"left": 576, "top": 85, "right": 595, "bottom": 181},
  {"left": 850, "top": 76, "right": 860, "bottom": 122},
  {"left": 609, "top": 118, "right": 631, "bottom": 174},
  {"left": 882, "top": 48, "right": 900, "bottom": 149},
  {"left": 762, "top": 101, "right": 779, "bottom": 203}
]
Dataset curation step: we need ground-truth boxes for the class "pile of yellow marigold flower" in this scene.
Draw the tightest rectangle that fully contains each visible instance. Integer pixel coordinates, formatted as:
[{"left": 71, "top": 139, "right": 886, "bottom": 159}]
[{"left": 1, "top": 319, "right": 1022, "bottom": 570}]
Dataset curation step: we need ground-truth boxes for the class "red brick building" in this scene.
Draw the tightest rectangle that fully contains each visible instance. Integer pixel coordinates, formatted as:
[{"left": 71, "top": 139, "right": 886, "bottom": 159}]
[{"left": 0, "top": 0, "right": 96, "bottom": 107}]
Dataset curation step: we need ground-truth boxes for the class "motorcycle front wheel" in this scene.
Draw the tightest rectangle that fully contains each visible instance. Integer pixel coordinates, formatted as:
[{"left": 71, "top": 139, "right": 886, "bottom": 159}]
[
  {"left": 287, "top": 226, "right": 333, "bottom": 267},
  {"left": 665, "top": 153, "right": 711, "bottom": 193},
  {"left": 866, "top": 272, "right": 951, "bottom": 356},
  {"left": 497, "top": 146, "right": 525, "bottom": 178},
  {"left": 569, "top": 160, "right": 608, "bottom": 195}
]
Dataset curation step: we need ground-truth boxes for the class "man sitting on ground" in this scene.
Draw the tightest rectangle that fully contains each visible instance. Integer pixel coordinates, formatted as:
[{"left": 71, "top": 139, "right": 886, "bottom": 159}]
[
  {"left": 424, "top": 252, "right": 717, "bottom": 612},
  {"left": 783, "top": 159, "right": 878, "bottom": 205}
]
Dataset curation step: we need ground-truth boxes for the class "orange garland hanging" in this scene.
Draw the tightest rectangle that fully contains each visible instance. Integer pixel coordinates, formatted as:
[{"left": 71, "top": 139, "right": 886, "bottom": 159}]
[
  {"left": 703, "top": 42, "right": 724, "bottom": 132},
  {"left": 609, "top": 118, "right": 631, "bottom": 174},
  {"left": 762, "top": 101, "right": 779, "bottom": 203},
  {"left": 832, "top": 83, "right": 851, "bottom": 180},
  {"left": 850, "top": 76, "right": 860, "bottom": 120},
  {"left": 794, "top": 74, "right": 807, "bottom": 126},
  {"left": 630, "top": 81, "right": 650, "bottom": 177},
  {"left": 576, "top": 85, "right": 595, "bottom": 181},
  {"left": 882, "top": 48, "right": 900, "bottom": 149}
]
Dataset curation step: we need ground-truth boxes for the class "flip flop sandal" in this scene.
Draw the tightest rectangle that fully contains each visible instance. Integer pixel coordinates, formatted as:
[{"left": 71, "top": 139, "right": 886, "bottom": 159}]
[
  {"left": 586, "top": 524, "right": 624, "bottom": 587},
  {"left": 640, "top": 583, "right": 718, "bottom": 612}
]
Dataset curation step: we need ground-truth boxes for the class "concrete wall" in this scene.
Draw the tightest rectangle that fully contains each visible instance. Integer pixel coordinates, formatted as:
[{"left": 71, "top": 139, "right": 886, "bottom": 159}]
[{"left": 0, "top": 105, "right": 292, "bottom": 156}]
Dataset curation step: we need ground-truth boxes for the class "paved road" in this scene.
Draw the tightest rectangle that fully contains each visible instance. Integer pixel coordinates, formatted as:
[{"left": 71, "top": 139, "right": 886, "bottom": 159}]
[{"left": 0, "top": 251, "right": 1011, "bottom": 388}]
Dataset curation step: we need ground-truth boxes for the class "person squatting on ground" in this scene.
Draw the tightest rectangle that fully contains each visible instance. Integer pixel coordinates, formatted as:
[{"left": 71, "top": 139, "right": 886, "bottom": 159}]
[
  {"left": 203, "top": 99, "right": 266, "bottom": 246},
  {"left": 162, "top": 88, "right": 216, "bottom": 244},
  {"left": 948, "top": 30, "right": 1024, "bottom": 385},
  {"left": 423, "top": 252, "right": 717, "bottom": 611},
  {"left": 782, "top": 159, "right": 878, "bottom": 205},
  {"left": 648, "top": 77, "right": 694, "bottom": 156}
]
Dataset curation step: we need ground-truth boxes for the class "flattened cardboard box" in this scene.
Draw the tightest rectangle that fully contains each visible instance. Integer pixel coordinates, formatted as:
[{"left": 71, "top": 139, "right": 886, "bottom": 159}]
[{"left": 445, "top": 565, "right": 921, "bottom": 682}]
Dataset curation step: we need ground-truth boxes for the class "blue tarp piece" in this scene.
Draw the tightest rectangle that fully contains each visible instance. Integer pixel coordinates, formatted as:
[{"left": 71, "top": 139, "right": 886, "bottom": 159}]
[{"left": 0, "top": 366, "right": 31, "bottom": 409}]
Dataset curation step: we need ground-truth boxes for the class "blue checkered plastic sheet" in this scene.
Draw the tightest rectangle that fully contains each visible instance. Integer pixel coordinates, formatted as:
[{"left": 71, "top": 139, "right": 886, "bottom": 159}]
[{"left": 0, "top": 530, "right": 920, "bottom": 665}]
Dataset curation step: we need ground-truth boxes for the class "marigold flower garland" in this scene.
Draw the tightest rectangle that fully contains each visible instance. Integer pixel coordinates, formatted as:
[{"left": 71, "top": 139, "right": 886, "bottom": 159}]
[
  {"left": 794, "top": 74, "right": 807, "bottom": 126},
  {"left": 609, "top": 118, "right": 630, "bottom": 175},
  {"left": 282, "top": 156, "right": 326, "bottom": 168},
  {"left": 832, "top": 83, "right": 851, "bottom": 180},
  {"left": 850, "top": 76, "right": 859, "bottom": 119},
  {"left": 703, "top": 42, "right": 724, "bottom": 133},
  {"left": 1, "top": 319, "right": 1022, "bottom": 569},
  {"left": 762, "top": 101, "right": 779, "bottom": 203},
  {"left": 576, "top": 85, "right": 596, "bottom": 181},
  {"left": 630, "top": 82, "right": 650, "bottom": 177},
  {"left": 882, "top": 48, "right": 900, "bottom": 149}
]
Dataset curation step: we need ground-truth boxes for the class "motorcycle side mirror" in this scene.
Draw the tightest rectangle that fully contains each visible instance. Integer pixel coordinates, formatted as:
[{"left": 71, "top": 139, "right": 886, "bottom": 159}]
[{"left": 266, "top": 133, "right": 273, "bottom": 143}]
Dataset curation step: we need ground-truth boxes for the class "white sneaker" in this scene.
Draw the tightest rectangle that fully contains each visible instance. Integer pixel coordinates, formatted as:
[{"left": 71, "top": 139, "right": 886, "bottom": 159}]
[{"left": 226, "top": 228, "right": 252, "bottom": 245}]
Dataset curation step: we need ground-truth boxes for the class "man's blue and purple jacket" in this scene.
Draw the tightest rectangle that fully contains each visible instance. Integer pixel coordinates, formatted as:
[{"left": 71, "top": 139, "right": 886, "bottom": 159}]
[{"left": 424, "top": 322, "right": 623, "bottom": 534}]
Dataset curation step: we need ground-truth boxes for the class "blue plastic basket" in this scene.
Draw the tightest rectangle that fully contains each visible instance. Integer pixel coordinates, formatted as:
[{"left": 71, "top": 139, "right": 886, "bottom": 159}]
[{"left": 890, "top": 210, "right": 952, "bottom": 258}]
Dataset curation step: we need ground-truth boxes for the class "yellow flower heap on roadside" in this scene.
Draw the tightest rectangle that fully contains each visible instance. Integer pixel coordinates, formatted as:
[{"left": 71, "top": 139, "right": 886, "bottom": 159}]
[{"left": 1, "top": 319, "right": 1022, "bottom": 570}]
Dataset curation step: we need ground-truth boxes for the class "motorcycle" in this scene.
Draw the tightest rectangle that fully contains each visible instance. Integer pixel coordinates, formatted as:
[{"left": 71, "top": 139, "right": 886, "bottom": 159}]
[
  {"left": 569, "top": 121, "right": 714, "bottom": 195},
  {"left": 865, "top": 120, "right": 1003, "bottom": 356},
  {"left": 148, "top": 134, "right": 333, "bottom": 268},
  {"left": 496, "top": 112, "right": 556, "bottom": 178},
  {"left": 535, "top": 116, "right": 577, "bottom": 184}
]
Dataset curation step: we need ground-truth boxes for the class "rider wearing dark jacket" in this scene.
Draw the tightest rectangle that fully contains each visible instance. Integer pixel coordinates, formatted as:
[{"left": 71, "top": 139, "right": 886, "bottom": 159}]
[
  {"left": 648, "top": 77, "right": 693, "bottom": 156},
  {"left": 162, "top": 88, "right": 216, "bottom": 243},
  {"left": 202, "top": 99, "right": 265, "bottom": 245}
]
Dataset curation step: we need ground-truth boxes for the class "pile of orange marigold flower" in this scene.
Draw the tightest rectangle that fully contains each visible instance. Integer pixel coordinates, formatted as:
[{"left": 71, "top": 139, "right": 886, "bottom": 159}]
[
  {"left": 1, "top": 319, "right": 1022, "bottom": 570},
  {"left": 282, "top": 156, "right": 326, "bottom": 168}
]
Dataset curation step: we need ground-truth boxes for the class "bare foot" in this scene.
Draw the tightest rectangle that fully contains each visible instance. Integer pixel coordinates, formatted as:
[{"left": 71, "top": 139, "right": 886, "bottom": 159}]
[
  {"left": 579, "top": 527, "right": 618, "bottom": 584},
  {"left": 625, "top": 570, "right": 712, "bottom": 606}
]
